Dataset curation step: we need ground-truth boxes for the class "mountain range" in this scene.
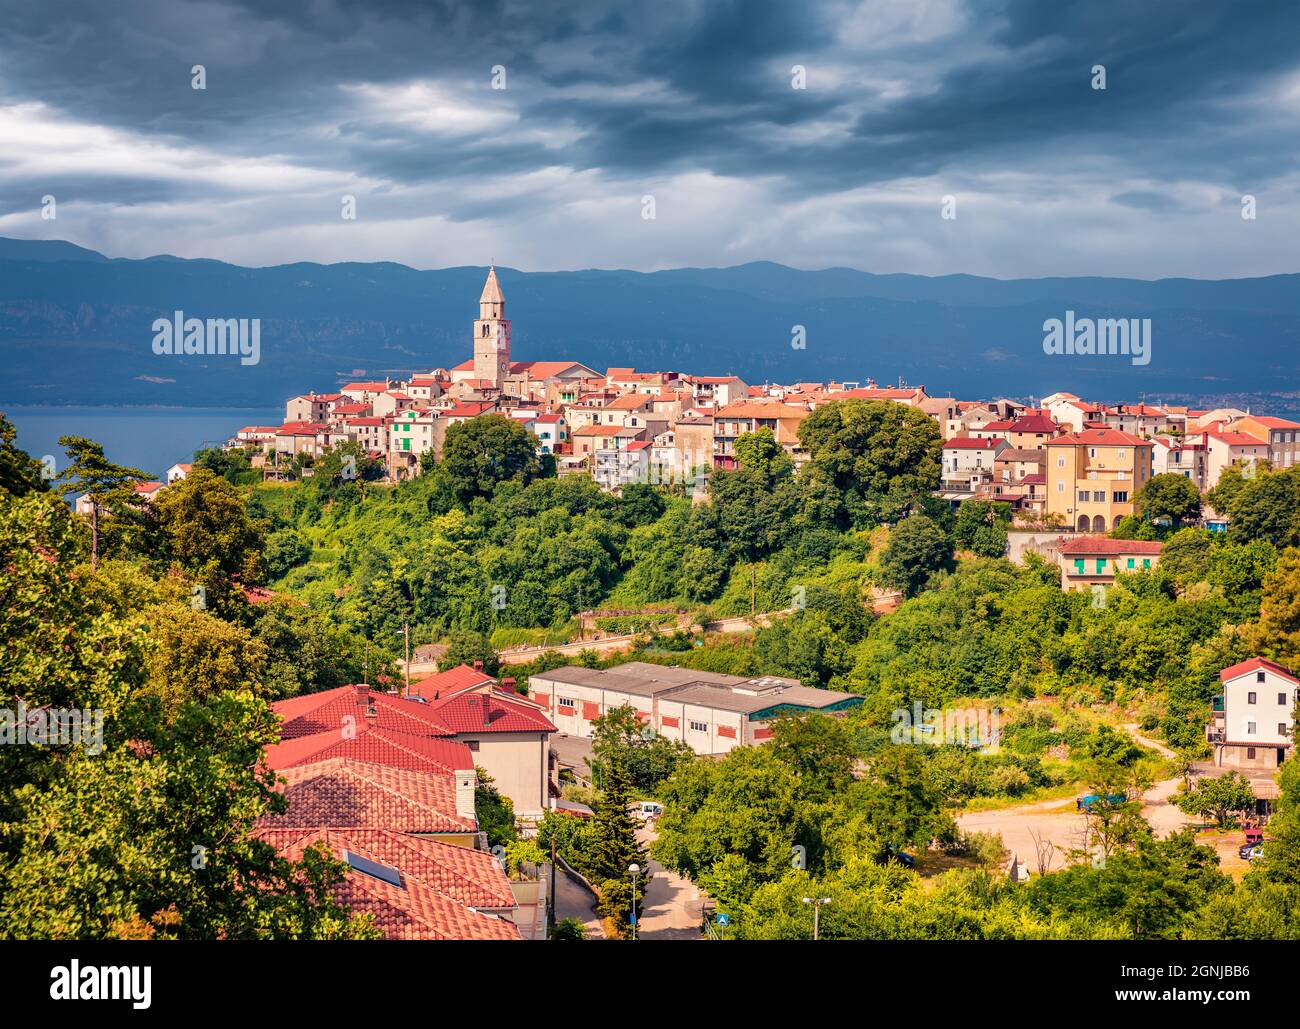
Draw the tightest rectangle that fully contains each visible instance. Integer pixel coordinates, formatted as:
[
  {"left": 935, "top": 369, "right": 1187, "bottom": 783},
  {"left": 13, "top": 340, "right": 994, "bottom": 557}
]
[{"left": 1, "top": 236, "right": 1297, "bottom": 412}]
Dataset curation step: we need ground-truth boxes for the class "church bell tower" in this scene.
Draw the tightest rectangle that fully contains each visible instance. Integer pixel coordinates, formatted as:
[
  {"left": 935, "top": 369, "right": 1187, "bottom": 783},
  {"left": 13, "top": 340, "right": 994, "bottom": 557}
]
[{"left": 473, "top": 265, "right": 511, "bottom": 388}]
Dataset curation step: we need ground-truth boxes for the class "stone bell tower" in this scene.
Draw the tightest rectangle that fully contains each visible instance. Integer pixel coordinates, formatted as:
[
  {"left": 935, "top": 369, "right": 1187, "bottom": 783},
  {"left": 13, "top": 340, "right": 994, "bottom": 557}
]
[{"left": 472, "top": 264, "right": 511, "bottom": 388}]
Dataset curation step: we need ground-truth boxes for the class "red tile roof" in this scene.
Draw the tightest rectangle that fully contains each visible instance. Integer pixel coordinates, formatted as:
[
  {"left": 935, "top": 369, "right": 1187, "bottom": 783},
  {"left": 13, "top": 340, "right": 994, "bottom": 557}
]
[
  {"left": 1219, "top": 657, "right": 1299, "bottom": 686},
  {"left": 259, "top": 827, "right": 517, "bottom": 910},
  {"left": 257, "top": 758, "right": 476, "bottom": 833},
  {"left": 264, "top": 725, "right": 475, "bottom": 776},
  {"left": 1008, "top": 414, "right": 1059, "bottom": 433},
  {"left": 408, "top": 664, "right": 495, "bottom": 701},
  {"left": 943, "top": 437, "right": 1004, "bottom": 449},
  {"left": 1057, "top": 536, "right": 1164, "bottom": 556},
  {"left": 424, "top": 692, "right": 557, "bottom": 734},
  {"left": 1049, "top": 428, "right": 1151, "bottom": 447}
]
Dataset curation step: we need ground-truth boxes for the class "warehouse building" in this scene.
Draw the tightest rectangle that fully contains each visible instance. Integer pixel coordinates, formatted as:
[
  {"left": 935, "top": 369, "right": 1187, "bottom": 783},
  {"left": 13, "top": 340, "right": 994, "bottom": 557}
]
[{"left": 526, "top": 661, "right": 862, "bottom": 755}]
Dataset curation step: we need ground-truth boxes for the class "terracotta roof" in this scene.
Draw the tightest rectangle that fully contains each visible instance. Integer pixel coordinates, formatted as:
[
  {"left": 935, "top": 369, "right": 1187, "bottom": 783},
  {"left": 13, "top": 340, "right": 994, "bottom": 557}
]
[
  {"left": 424, "top": 692, "right": 557, "bottom": 734},
  {"left": 258, "top": 758, "right": 476, "bottom": 833},
  {"left": 1008, "top": 414, "right": 1059, "bottom": 433},
  {"left": 273, "top": 686, "right": 454, "bottom": 740},
  {"left": 1049, "top": 428, "right": 1151, "bottom": 447},
  {"left": 260, "top": 827, "right": 516, "bottom": 911},
  {"left": 944, "top": 437, "right": 1005, "bottom": 449},
  {"left": 409, "top": 664, "right": 496, "bottom": 700},
  {"left": 1057, "top": 536, "right": 1164, "bottom": 556},
  {"left": 264, "top": 725, "right": 475, "bottom": 776},
  {"left": 1219, "top": 657, "right": 1299, "bottom": 686},
  {"left": 1206, "top": 431, "right": 1269, "bottom": 447},
  {"left": 1239, "top": 416, "right": 1300, "bottom": 429}
]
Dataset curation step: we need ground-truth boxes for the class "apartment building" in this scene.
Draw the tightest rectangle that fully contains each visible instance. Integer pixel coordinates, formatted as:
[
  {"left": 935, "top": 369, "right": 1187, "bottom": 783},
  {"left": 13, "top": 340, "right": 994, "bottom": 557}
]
[
  {"left": 1208, "top": 657, "right": 1298, "bottom": 771},
  {"left": 1231, "top": 415, "right": 1300, "bottom": 471},
  {"left": 1045, "top": 428, "right": 1153, "bottom": 532},
  {"left": 1199, "top": 430, "right": 1269, "bottom": 489},
  {"left": 712, "top": 401, "right": 809, "bottom": 469}
]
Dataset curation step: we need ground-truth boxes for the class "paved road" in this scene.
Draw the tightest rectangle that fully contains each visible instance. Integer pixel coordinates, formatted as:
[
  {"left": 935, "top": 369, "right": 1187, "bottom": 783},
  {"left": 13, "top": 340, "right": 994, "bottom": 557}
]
[
  {"left": 551, "top": 864, "right": 606, "bottom": 939},
  {"left": 634, "top": 824, "right": 702, "bottom": 940}
]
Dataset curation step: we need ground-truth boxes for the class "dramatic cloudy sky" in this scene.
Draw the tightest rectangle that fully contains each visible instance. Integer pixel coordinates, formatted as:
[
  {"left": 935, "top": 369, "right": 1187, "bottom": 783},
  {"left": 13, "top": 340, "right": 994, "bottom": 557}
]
[{"left": 1, "top": 0, "right": 1298, "bottom": 276}]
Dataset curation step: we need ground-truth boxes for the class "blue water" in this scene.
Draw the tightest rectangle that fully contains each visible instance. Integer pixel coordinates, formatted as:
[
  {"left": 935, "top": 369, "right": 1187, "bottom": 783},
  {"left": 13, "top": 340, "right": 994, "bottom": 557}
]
[{"left": 3, "top": 406, "right": 283, "bottom": 481}]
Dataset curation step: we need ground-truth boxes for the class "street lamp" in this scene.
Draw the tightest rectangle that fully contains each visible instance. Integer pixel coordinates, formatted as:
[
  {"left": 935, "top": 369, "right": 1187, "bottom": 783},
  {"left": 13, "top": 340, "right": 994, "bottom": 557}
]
[
  {"left": 629, "top": 863, "right": 641, "bottom": 940},
  {"left": 802, "top": 896, "right": 831, "bottom": 941}
]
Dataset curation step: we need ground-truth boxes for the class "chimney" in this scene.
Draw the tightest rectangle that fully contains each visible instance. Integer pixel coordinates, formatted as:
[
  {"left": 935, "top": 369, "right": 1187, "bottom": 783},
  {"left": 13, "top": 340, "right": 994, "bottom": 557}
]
[
  {"left": 501, "top": 677, "right": 517, "bottom": 694},
  {"left": 454, "top": 767, "right": 477, "bottom": 822},
  {"left": 473, "top": 660, "right": 484, "bottom": 672}
]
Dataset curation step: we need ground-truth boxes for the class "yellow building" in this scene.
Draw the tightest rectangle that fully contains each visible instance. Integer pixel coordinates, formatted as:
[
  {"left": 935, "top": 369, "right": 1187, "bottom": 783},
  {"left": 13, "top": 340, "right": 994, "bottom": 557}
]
[{"left": 1045, "top": 428, "right": 1153, "bottom": 532}]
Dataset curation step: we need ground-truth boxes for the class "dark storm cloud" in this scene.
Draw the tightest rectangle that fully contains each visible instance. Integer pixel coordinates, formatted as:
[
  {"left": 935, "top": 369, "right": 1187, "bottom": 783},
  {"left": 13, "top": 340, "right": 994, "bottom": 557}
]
[{"left": 1, "top": 0, "right": 1297, "bottom": 273}]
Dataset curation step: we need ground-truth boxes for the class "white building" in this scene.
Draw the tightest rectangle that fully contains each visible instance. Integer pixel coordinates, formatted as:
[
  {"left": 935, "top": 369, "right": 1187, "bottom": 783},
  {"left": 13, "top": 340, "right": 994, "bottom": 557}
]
[{"left": 1208, "top": 657, "right": 1298, "bottom": 771}]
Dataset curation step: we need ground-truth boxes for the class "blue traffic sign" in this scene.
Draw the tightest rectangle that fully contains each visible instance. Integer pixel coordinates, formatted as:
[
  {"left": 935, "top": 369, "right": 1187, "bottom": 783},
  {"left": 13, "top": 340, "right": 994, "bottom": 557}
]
[{"left": 716, "top": 912, "right": 730, "bottom": 926}]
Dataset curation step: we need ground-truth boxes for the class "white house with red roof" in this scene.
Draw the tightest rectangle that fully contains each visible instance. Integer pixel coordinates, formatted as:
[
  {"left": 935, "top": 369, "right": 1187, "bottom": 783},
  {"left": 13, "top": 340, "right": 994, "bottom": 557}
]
[{"left": 1208, "top": 657, "right": 1299, "bottom": 773}]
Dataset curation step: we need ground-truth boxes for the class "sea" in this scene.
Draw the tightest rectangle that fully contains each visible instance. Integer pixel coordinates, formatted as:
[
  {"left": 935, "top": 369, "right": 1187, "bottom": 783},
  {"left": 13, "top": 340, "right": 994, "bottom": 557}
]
[{"left": 3, "top": 405, "right": 283, "bottom": 481}]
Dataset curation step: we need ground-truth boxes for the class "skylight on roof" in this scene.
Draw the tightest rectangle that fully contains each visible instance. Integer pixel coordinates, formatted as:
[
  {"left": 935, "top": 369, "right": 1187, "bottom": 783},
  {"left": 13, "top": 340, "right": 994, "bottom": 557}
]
[{"left": 345, "top": 849, "right": 403, "bottom": 888}]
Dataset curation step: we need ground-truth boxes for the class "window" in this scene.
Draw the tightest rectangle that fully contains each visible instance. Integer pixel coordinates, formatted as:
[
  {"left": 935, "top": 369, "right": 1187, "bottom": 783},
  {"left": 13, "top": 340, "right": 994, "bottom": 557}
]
[
  {"left": 1247, "top": 747, "right": 1256, "bottom": 759},
  {"left": 689, "top": 720, "right": 708, "bottom": 733},
  {"left": 1257, "top": 671, "right": 1266, "bottom": 682},
  {"left": 1142, "top": 559, "right": 1151, "bottom": 569},
  {"left": 1247, "top": 721, "right": 1257, "bottom": 735},
  {"left": 1280, "top": 693, "right": 1289, "bottom": 706},
  {"left": 1077, "top": 489, "right": 1090, "bottom": 502},
  {"left": 1093, "top": 490, "right": 1106, "bottom": 502},
  {"left": 1127, "top": 558, "right": 1135, "bottom": 569},
  {"left": 1248, "top": 692, "right": 1257, "bottom": 704},
  {"left": 1095, "top": 559, "right": 1106, "bottom": 574},
  {"left": 1113, "top": 491, "right": 1128, "bottom": 503},
  {"left": 464, "top": 740, "right": 479, "bottom": 752},
  {"left": 1057, "top": 481, "right": 1065, "bottom": 492},
  {"left": 1057, "top": 457, "right": 1065, "bottom": 467},
  {"left": 1074, "top": 559, "right": 1085, "bottom": 574},
  {"left": 1281, "top": 724, "right": 1289, "bottom": 736},
  {"left": 558, "top": 696, "right": 576, "bottom": 709}
]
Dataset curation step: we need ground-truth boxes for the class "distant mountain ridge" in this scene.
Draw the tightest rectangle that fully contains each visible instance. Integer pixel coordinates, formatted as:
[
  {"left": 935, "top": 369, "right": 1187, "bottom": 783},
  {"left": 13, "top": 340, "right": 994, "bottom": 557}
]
[{"left": 1, "top": 236, "right": 1297, "bottom": 410}]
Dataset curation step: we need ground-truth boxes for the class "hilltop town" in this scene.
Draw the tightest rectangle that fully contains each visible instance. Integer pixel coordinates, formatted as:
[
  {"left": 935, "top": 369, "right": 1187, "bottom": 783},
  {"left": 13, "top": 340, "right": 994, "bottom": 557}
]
[{"left": 205, "top": 266, "right": 1295, "bottom": 517}]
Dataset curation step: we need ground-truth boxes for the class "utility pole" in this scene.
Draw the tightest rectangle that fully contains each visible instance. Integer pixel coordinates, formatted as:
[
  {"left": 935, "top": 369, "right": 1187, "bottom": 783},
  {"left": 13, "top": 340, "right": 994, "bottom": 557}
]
[
  {"left": 398, "top": 623, "right": 412, "bottom": 696},
  {"left": 750, "top": 565, "right": 756, "bottom": 616},
  {"left": 549, "top": 834, "right": 557, "bottom": 932}
]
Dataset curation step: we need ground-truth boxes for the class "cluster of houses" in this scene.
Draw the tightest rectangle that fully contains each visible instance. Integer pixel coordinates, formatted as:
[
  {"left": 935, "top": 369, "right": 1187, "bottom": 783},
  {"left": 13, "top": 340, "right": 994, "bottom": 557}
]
[
  {"left": 219, "top": 268, "right": 1297, "bottom": 533},
  {"left": 257, "top": 662, "right": 558, "bottom": 939}
]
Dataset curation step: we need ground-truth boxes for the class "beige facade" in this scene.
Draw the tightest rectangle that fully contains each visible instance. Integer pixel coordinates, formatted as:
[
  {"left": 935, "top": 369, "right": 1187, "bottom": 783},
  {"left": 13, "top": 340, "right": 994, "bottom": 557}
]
[
  {"left": 1045, "top": 428, "right": 1152, "bottom": 532},
  {"left": 454, "top": 731, "right": 550, "bottom": 820}
]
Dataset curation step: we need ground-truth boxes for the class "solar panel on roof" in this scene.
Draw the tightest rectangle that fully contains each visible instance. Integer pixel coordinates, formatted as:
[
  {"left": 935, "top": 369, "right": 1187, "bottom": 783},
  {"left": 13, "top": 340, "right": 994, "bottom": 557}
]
[{"left": 345, "top": 849, "right": 403, "bottom": 888}]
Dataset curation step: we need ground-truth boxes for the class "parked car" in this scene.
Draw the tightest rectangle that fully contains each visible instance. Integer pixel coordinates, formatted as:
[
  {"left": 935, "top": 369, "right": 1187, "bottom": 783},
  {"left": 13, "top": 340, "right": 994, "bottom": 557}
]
[
  {"left": 1076, "top": 792, "right": 1126, "bottom": 812},
  {"left": 884, "top": 844, "right": 916, "bottom": 868},
  {"left": 1239, "top": 842, "right": 1265, "bottom": 861},
  {"left": 632, "top": 801, "right": 663, "bottom": 821}
]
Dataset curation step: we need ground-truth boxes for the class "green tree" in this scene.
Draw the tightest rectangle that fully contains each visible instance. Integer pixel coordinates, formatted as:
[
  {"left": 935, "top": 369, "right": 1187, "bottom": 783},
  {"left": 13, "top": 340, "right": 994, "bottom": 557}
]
[
  {"left": 879, "top": 515, "right": 952, "bottom": 596},
  {"left": 153, "top": 467, "right": 267, "bottom": 612},
  {"left": 588, "top": 752, "right": 646, "bottom": 884},
  {"left": 0, "top": 412, "right": 48, "bottom": 497},
  {"left": 797, "top": 399, "right": 942, "bottom": 526},
  {"left": 1136, "top": 472, "right": 1202, "bottom": 526},
  {"left": 1176, "top": 771, "right": 1256, "bottom": 828},
  {"left": 439, "top": 414, "right": 545, "bottom": 502},
  {"left": 54, "top": 435, "right": 151, "bottom": 570},
  {"left": 589, "top": 704, "right": 694, "bottom": 794}
]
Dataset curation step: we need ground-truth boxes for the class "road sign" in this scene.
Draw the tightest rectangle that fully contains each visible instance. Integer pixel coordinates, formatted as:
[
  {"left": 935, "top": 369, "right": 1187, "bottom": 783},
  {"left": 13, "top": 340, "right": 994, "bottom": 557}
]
[{"left": 716, "top": 912, "right": 730, "bottom": 926}]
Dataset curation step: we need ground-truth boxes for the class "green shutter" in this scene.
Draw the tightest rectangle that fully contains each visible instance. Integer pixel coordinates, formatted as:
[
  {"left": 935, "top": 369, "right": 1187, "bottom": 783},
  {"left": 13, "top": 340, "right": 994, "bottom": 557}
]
[
  {"left": 1095, "top": 559, "right": 1106, "bottom": 574},
  {"left": 1127, "top": 558, "right": 1135, "bottom": 569},
  {"left": 1074, "top": 559, "right": 1085, "bottom": 574}
]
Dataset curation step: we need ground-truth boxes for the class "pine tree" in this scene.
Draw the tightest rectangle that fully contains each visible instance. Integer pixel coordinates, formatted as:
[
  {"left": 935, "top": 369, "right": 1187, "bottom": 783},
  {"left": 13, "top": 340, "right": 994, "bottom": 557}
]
[
  {"left": 587, "top": 752, "right": 645, "bottom": 883},
  {"left": 54, "top": 436, "right": 150, "bottom": 571}
]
